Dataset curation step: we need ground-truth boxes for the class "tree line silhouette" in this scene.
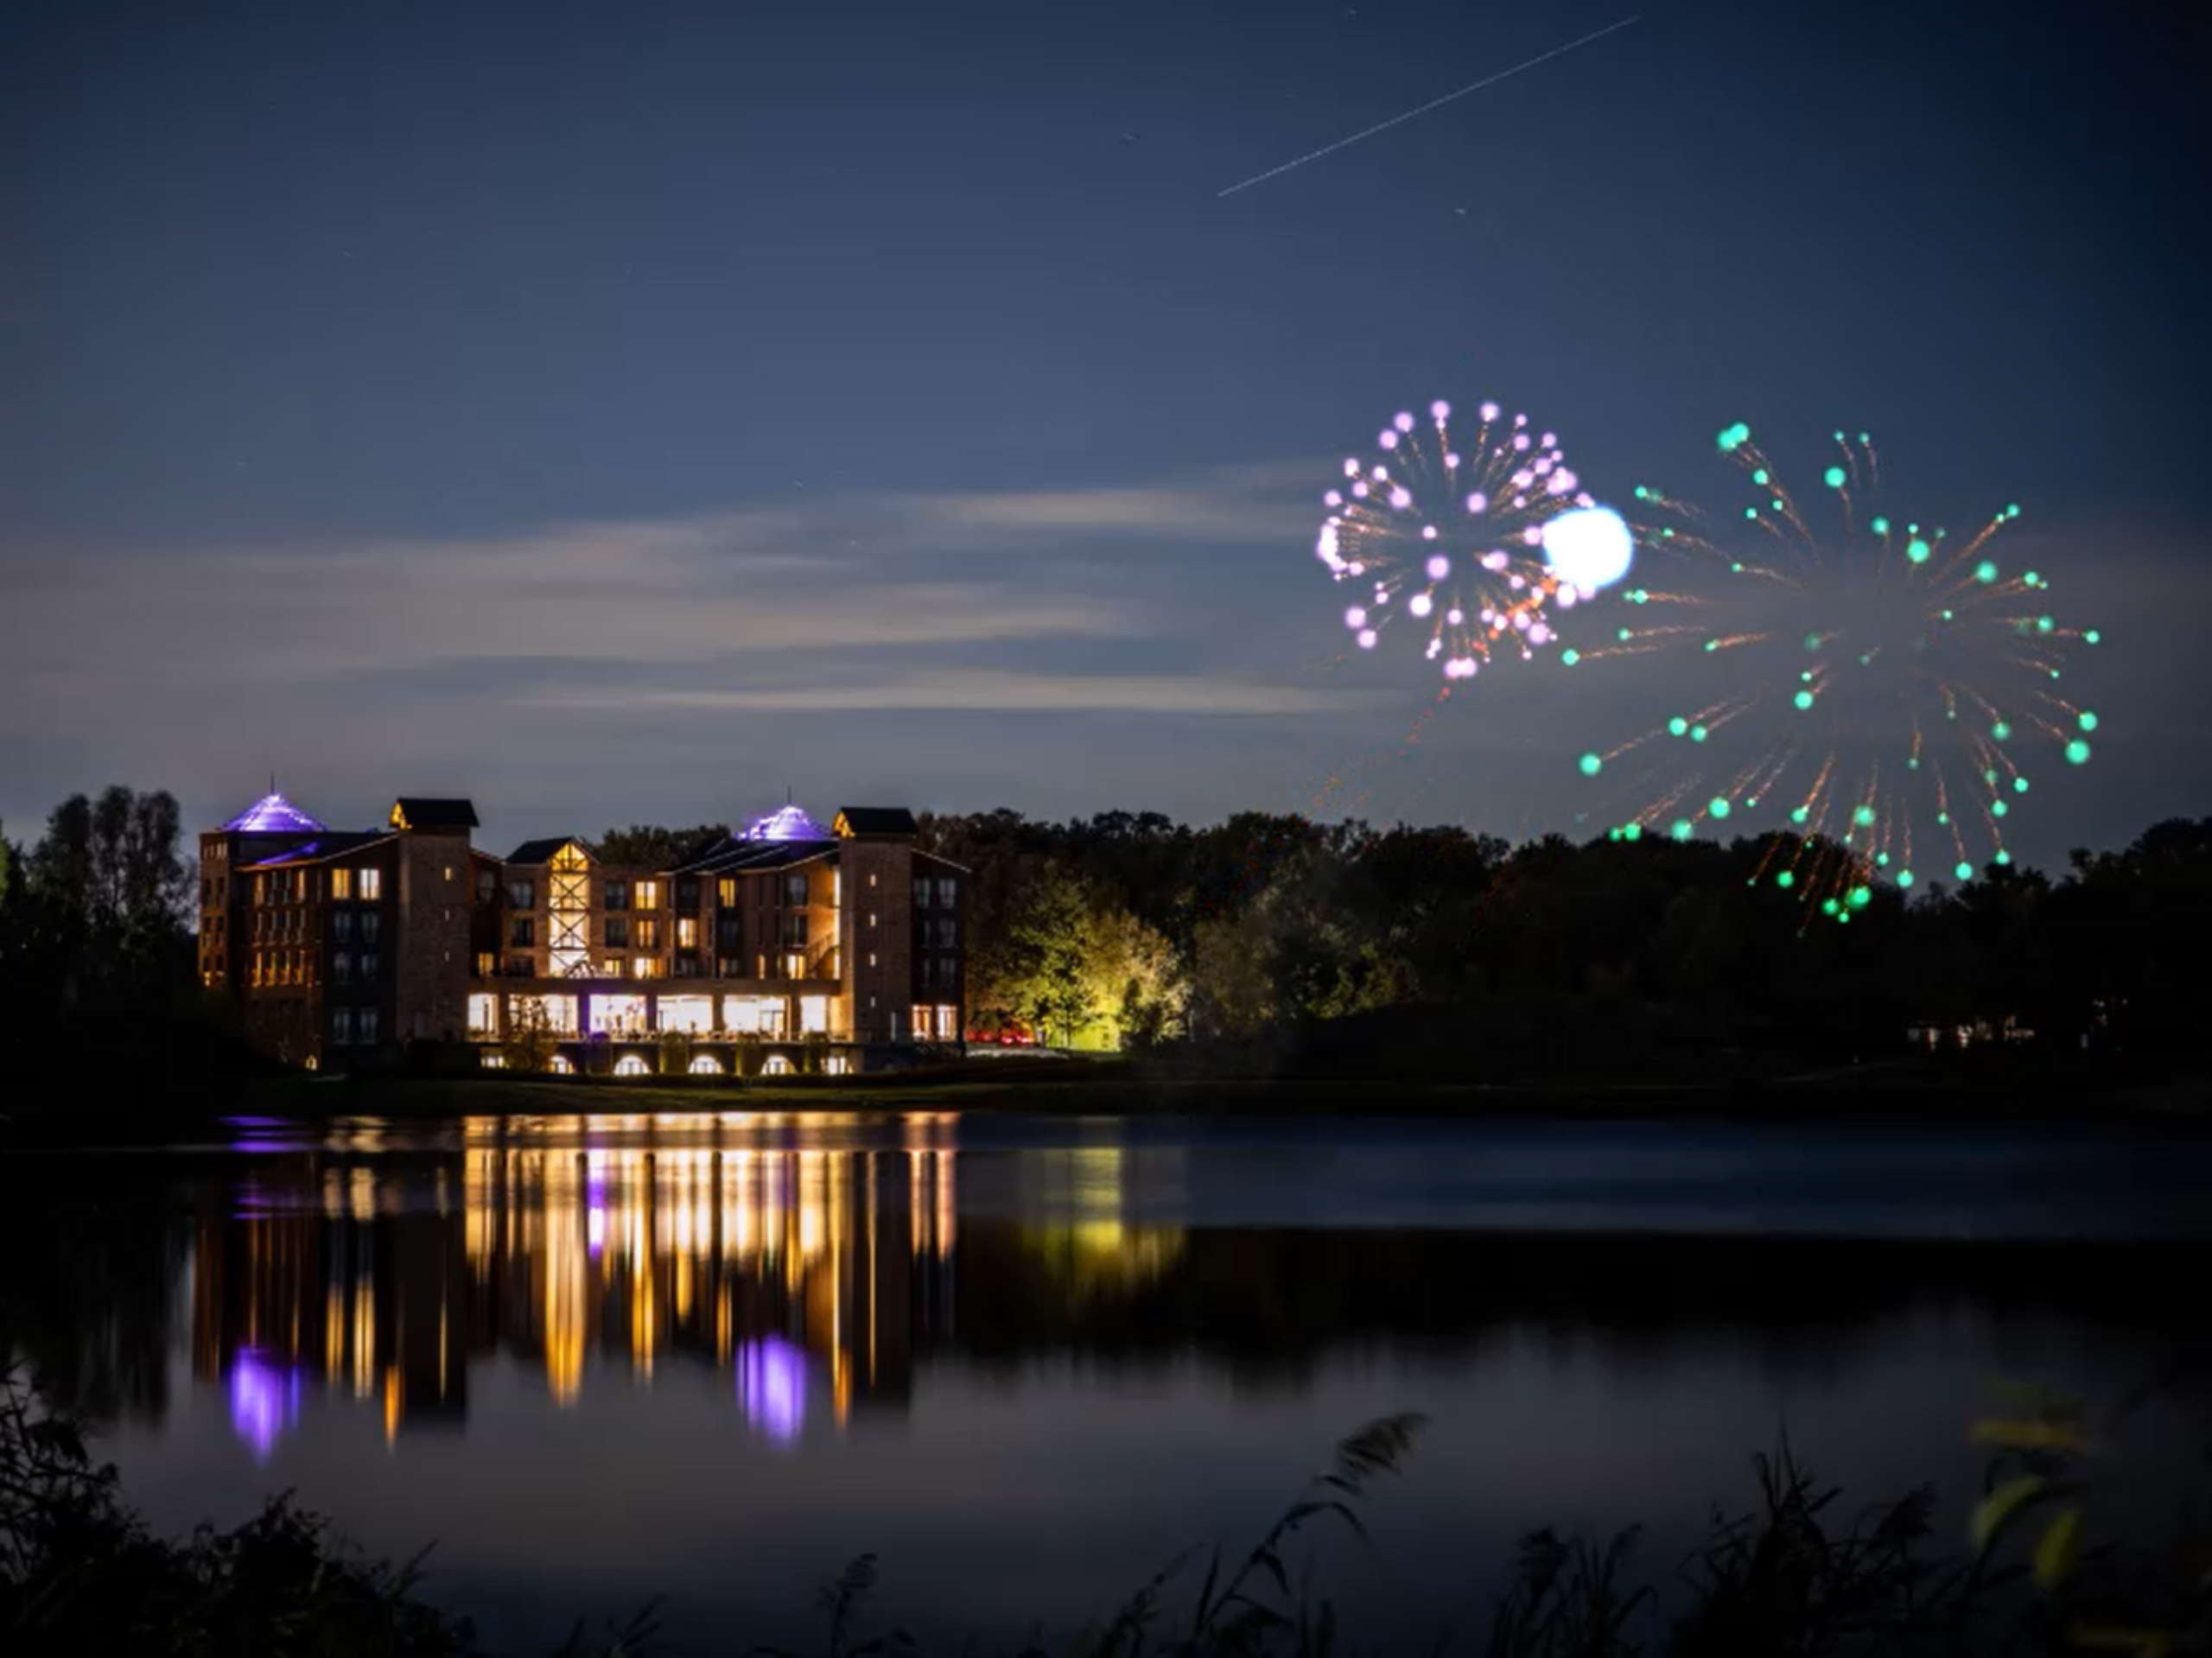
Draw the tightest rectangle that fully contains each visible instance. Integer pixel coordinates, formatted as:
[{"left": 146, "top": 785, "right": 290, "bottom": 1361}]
[
  {"left": 918, "top": 809, "right": 2212, "bottom": 1076},
  {"left": 1, "top": 788, "right": 2208, "bottom": 1088}
]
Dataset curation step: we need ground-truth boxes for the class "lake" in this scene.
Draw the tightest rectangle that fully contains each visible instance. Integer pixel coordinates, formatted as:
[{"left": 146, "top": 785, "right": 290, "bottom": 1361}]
[{"left": 3, "top": 1110, "right": 2209, "bottom": 1653}]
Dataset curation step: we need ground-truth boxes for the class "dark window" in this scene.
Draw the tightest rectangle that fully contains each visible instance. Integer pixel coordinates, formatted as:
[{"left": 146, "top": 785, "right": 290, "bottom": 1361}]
[
  {"left": 603, "top": 880, "right": 630, "bottom": 912},
  {"left": 333, "top": 910, "right": 354, "bottom": 942},
  {"left": 716, "top": 915, "right": 742, "bottom": 950},
  {"left": 332, "top": 950, "right": 353, "bottom": 984},
  {"left": 635, "top": 917, "right": 661, "bottom": 949},
  {"left": 359, "top": 1007, "right": 379, "bottom": 1044},
  {"left": 333, "top": 1007, "right": 354, "bottom": 1045},
  {"left": 359, "top": 950, "right": 379, "bottom": 980},
  {"left": 360, "top": 911, "right": 381, "bottom": 943},
  {"left": 507, "top": 877, "right": 537, "bottom": 909},
  {"left": 505, "top": 956, "right": 533, "bottom": 977},
  {"left": 716, "top": 956, "right": 746, "bottom": 978},
  {"left": 675, "top": 954, "right": 702, "bottom": 978},
  {"left": 477, "top": 867, "right": 499, "bottom": 904},
  {"left": 783, "top": 913, "right": 808, "bottom": 950},
  {"left": 604, "top": 917, "right": 630, "bottom": 949},
  {"left": 510, "top": 916, "right": 536, "bottom": 947},
  {"left": 784, "top": 873, "right": 807, "bottom": 906},
  {"left": 938, "top": 877, "right": 958, "bottom": 909},
  {"left": 675, "top": 878, "right": 700, "bottom": 912}
]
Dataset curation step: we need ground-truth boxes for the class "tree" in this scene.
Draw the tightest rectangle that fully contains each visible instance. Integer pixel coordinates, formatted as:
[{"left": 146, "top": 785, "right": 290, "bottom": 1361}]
[
  {"left": 967, "top": 862, "right": 1184, "bottom": 1050},
  {"left": 592, "top": 824, "right": 729, "bottom": 867},
  {"left": 501, "top": 999, "right": 557, "bottom": 1075}
]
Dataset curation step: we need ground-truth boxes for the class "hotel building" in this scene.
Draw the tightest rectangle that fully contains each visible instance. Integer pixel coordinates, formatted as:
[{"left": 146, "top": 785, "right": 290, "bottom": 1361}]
[{"left": 198, "top": 791, "right": 967, "bottom": 1075}]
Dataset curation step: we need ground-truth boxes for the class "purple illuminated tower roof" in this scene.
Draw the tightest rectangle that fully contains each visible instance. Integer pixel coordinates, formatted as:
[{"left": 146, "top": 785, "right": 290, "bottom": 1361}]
[
  {"left": 740, "top": 803, "right": 831, "bottom": 842},
  {"left": 221, "top": 792, "right": 326, "bottom": 834}
]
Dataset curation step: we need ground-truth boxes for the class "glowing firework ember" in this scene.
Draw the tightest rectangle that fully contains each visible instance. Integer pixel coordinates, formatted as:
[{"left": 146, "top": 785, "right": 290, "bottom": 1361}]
[
  {"left": 1317, "top": 399, "right": 1603, "bottom": 683},
  {"left": 1572, "top": 423, "right": 2104, "bottom": 917}
]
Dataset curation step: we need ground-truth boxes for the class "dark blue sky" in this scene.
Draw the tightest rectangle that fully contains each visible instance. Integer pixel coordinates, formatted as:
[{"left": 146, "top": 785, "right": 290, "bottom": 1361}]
[{"left": 3, "top": 0, "right": 2204, "bottom": 861}]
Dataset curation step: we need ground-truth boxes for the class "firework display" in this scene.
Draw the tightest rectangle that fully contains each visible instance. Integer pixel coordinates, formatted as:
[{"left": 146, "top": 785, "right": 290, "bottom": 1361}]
[
  {"left": 1567, "top": 422, "right": 2103, "bottom": 918},
  {"left": 1316, "top": 401, "right": 1627, "bottom": 683}
]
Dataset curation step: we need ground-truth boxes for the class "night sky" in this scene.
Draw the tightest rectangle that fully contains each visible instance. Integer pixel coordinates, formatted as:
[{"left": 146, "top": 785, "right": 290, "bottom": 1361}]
[{"left": 3, "top": 0, "right": 2205, "bottom": 864}]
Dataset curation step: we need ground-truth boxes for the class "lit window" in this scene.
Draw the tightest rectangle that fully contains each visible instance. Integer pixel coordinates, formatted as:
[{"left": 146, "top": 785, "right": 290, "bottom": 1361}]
[
  {"left": 601, "top": 957, "right": 624, "bottom": 976},
  {"left": 676, "top": 916, "right": 698, "bottom": 949},
  {"left": 799, "top": 994, "right": 828, "bottom": 1034},
  {"left": 635, "top": 880, "right": 659, "bottom": 910},
  {"left": 635, "top": 917, "right": 661, "bottom": 949},
  {"left": 824, "top": 1054, "right": 850, "bottom": 1076},
  {"left": 762, "top": 1054, "right": 793, "bottom": 1076},
  {"left": 631, "top": 957, "right": 661, "bottom": 980},
  {"left": 550, "top": 1054, "right": 575, "bottom": 1075},
  {"left": 717, "top": 878, "right": 737, "bottom": 907},
  {"left": 358, "top": 868, "right": 382, "bottom": 901},
  {"left": 614, "top": 1054, "right": 650, "bottom": 1077},
  {"left": 480, "top": 1051, "right": 505, "bottom": 1069},
  {"left": 781, "top": 952, "right": 804, "bottom": 979},
  {"left": 868, "top": 873, "right": 877, "bottom": 888},
  {"left": 689, "top": 1055, "right": 722, "bottom": 1075},
  {"left": 868, "top": 912, "right": 878, "bottom": 929},
  {"left": 443, "top": 865, "right": 454, "bottom": 881},
  {"left": 868, "top": 951, "right": 878, "bottom": 969},
  {"left": 474, "top": 951, "right": 494, "bottom": 978},
  {"left": 331, "top": 868, "right": 353, "bottom": 899}
]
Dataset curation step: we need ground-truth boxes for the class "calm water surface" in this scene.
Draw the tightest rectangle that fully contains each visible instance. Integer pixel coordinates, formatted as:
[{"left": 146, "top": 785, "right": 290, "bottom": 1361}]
[{"left": 3, "top": 1111, "right": 2208, "bottom": 1653}]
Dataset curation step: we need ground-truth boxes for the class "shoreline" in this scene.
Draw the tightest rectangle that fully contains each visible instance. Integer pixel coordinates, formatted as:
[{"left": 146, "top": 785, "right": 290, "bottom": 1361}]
[{"left": 3, "top": 1061, "right": 2205, "bottom": 1149}]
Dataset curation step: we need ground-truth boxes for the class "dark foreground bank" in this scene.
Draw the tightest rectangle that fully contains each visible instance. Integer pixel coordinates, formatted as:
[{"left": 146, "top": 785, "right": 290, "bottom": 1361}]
[{"left": 3, "top": 1368, "right": 2203, "bottom": 1657}]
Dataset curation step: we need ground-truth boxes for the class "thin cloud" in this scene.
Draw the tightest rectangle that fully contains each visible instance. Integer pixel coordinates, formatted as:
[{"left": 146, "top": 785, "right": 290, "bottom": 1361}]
[{"left": 522, "top": 670, "right": 1374, "bottom": 717}]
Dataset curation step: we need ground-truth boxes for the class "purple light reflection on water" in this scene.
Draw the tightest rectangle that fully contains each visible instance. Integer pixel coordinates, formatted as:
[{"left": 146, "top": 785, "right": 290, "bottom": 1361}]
[
  {"left": 228, "top": 1350, "right": 302, "bottom": 1463},
  {"left": 734, "top": 1337, "right": 807, "bottom": 1445}
]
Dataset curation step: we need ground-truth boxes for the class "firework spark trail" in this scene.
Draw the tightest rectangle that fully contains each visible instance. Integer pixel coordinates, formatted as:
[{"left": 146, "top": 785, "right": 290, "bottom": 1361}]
[
  {"left": 1216, "top": 16, "right": 1641, "bottom": 198},
  {"left": 1318, "top": 398, "right": 1601, "bottom": 683},
  {"left": 1570, "top": 423, "right": 2107, "bottom": 918}
]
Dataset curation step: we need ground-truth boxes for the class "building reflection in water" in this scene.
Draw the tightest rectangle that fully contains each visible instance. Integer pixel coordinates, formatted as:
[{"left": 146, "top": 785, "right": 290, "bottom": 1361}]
[{"left": 193, "top": 1113, "right": 1029, "bottom": 1456}]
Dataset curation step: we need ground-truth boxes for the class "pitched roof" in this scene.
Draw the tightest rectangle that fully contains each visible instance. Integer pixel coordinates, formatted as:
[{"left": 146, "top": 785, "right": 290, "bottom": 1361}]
[
  {"left": 236, "top": 831, "right": 395, "bottom": 870},
  {"left": 221, "top": 792, "right": 326, "bottom": 834},
  {"left": 834, "top": 807, "right": 918, "bottom": 838},
  {"left": 390, "top": 797, "right": 480, "bottom": 830},
  {"left": 506, "top": 836, "right": 589, "bottom": 866},
  {"left": 672, "top": 838, "right": 837, "bottom": 876}
]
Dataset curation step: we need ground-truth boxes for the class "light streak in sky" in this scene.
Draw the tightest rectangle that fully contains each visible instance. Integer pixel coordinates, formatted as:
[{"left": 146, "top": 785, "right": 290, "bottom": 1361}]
[{"left": 1217, "top": 16, "right": 1641, "bottom": 198}]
